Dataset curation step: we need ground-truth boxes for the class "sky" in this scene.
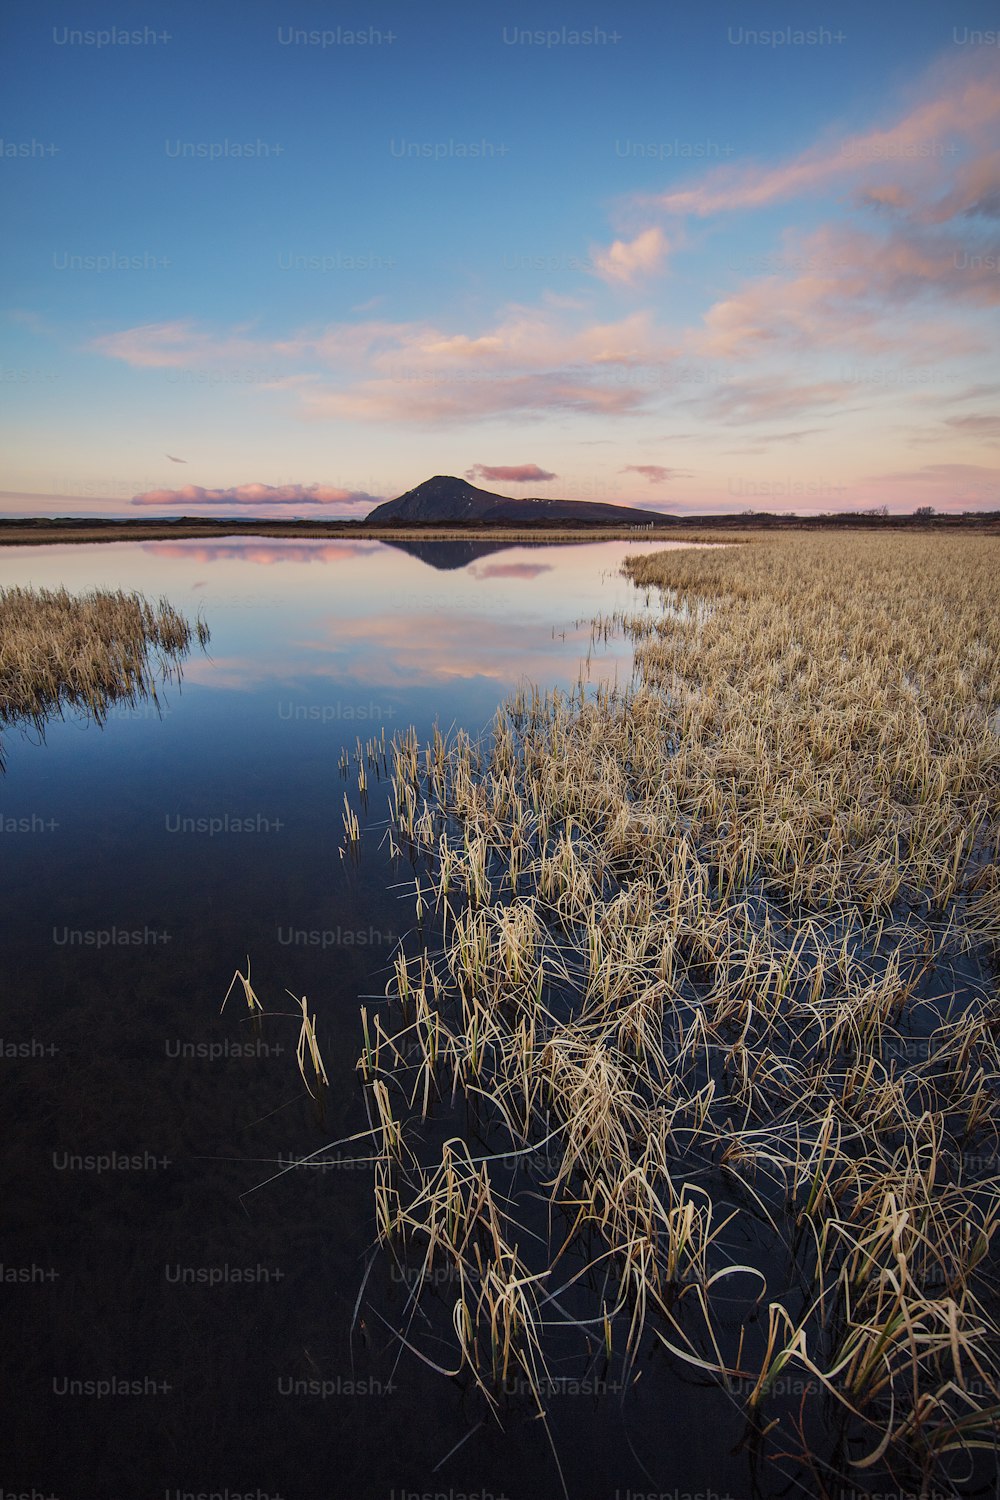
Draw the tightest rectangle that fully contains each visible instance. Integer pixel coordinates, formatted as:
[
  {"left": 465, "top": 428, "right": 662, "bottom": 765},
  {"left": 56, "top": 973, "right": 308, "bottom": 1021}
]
[{"left": 1, "top": 0, "right": 998, "bottom": 518}]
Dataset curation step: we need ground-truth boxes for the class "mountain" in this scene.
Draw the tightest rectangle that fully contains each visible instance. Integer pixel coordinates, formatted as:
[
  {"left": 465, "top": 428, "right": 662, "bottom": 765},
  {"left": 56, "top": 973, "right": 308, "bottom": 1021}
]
[{"left": 364, "top": 475, "right": 674, "bottom": 527}]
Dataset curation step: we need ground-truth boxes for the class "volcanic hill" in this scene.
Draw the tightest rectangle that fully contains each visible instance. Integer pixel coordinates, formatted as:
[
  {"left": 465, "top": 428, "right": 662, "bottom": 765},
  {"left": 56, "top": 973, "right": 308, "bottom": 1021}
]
[{"left": 364, "top": 475, "right": 673, "bottom": 527}]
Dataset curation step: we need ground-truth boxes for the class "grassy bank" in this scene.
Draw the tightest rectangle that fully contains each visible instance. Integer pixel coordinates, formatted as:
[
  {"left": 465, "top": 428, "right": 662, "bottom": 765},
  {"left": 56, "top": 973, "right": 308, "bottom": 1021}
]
[
  {"left": 1, "top": 514, "right": 997, "bottom": 547},
  {"left": 0, "top": 585, "right": 209, "bottom": 755},
  {"left": 0, "top": 521, "right": 735, "bottom": 547},
  {"left": 332, "top": 531, "right": 1000, "bottom": 1494}
]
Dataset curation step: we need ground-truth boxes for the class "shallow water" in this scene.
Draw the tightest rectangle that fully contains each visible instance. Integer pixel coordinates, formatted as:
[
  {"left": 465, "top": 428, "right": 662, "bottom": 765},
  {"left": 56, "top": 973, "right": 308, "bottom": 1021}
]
[{"left": 0, "top": 536, "right": 767, "bottom": 1500}]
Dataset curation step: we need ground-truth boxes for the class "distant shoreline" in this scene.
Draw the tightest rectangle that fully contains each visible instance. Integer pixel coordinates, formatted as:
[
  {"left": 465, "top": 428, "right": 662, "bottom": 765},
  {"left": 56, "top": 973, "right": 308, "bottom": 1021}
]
[{"left": 0, "top": 513, "right": 997, "bottom": 546}]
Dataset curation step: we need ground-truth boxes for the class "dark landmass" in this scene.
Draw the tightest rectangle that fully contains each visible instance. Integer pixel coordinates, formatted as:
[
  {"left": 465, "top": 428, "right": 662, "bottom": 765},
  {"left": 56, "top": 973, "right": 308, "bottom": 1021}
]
[
  {"left": 0, "top": 512, "right": 996, "bottom": 549},
  {"left": 0, "top": 472, "right": 996, "bottom": 547},
  {"left": 365, "top": 474, "right": 674, "bottom": 527}
]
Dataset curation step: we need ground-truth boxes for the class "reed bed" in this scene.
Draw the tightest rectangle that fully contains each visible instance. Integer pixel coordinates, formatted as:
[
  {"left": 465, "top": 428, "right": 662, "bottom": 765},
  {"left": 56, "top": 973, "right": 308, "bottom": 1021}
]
[
  {"left": 337, "top": 533, "right": 1000, "bottom": 1494},
  {"left": 0, "top": 584, "right": 209, "bottom": 758}
]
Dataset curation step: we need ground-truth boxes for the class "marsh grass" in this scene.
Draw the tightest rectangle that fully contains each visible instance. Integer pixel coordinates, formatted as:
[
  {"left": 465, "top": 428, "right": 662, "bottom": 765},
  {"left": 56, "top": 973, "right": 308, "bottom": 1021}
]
[
  {"left": 247, "top": 532, "right": 999, "bottom": 1493},
  {"left": 223, "top": 961, "right": 329, "bottom": 1110},
  {"left": 222, "top": 957, "right": 264, "bottom": 1017},
  {"left": 0, "top": 584, "right": 209, "bottom": 764},
  {"left": 294, "top": 992, "right": 329, "bottom": 1099}
]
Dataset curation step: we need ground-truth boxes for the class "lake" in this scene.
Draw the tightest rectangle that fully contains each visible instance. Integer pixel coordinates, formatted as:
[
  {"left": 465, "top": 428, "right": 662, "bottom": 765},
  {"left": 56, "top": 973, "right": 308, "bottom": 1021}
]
[{"left": 1, "top": 535, "right": 755, "bottom": 1500}]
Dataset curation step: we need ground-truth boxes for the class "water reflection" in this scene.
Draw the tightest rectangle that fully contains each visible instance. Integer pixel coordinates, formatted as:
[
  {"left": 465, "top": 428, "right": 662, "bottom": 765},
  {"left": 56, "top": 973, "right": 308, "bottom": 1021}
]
[
  {"left": 379, "top": 536, "right": 566, "bottom": 572},
  {"left": 0, "top": 535, "right": 688, "bottom": 707},
  {"left": 0, "top": 583, "right": 209, "bottom": 771},
  {"left": 467, "top": 560, "right": 555, "bottom": 579},
  {"left": 146, "top": 539, "right": 386, "bottom": 567},
  {"left": 0, "top": 533, "right": 742, "bottom": 1500}
]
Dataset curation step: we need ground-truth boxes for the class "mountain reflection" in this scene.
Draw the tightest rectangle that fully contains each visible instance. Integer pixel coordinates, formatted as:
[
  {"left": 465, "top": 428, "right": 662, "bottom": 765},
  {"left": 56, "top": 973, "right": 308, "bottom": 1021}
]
[{"left": 378, "top": 538, "right": 581, "bottom": 572}]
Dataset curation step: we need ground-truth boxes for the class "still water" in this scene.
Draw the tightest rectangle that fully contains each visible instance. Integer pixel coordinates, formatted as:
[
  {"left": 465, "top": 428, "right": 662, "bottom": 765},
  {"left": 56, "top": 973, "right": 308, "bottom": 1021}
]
[{"left": 1, "top": 536, "right": 751, "bottom": 1500}]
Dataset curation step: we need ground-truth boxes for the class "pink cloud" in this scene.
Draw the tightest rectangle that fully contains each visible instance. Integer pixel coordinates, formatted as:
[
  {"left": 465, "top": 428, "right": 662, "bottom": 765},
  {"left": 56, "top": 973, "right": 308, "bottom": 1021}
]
[
  {"left": 131, "top": 483, "right": 380, "bottom": 509},
  {"left": 91, "top": 320, "right": 271, "bottom": 369},
  {"left": 301, "top": 372, "right": 647, "bottom": 423},
  {"left": 360, "top": 308, "right": 670, "bottom": 374},
  {"left": 620, "top": 465, "right": 692, "bottom": 483},
  {"left": 590, "top": 228, "right": 669, "bottom": 285},
  {"left": 464, "top": 464, "right": 556, "bottom": 484},
  {"left": 602, "top": 54, "right": 1000, "bottom": 376},
  {"left": 75, "top": 53, "right": 999, "bottom": 468},
  {"left": 90, "top": 306, "right": 679, "bottom": 426},
  {"left": 691, "top": 221, "right": 999, "bottom": 364},
  {"left": 639, "top": 55, "right": 1000, "bottom": 220},
  {"left": 91, "top": 317, "right": 422, "bottom": 374}
]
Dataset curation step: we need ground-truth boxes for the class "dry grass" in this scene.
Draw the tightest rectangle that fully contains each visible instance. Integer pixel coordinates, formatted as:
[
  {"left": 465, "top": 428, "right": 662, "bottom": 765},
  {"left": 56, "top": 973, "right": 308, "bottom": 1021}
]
[
  {"left": 223, "top": 961, "right": 330, "bottom": 1106},
  {"left": 0, "top": 522, "right": 752, "bottom": 548},
  {"left": 326, "top": 532, "right": 999, "bottom": 1492},
  {"left": 0, "top": 584, "right": 209, "bottom": 758}
]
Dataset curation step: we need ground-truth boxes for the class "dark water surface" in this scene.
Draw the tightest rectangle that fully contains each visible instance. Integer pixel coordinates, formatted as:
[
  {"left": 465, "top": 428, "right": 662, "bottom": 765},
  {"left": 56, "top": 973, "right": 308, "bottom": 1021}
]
[{"left": 0, "top": 536, "right": 763, "bottom": 1500}]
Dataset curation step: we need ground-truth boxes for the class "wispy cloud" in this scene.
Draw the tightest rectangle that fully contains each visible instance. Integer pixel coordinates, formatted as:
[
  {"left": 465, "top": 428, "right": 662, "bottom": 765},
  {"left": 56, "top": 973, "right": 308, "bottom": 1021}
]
[
  {"left": 600, "top": 53, "right": 1000, "bottom": 380},
  {"left": 92, "top": 319, "right": 270, "bottom": 368},
  {"left": 635, "top": 54, "right": 1000, "bottom": 221},
  {"left": 691, "top": 226, "right": 998, "bottom": 365},
  {"left": 859, "top": 461, "right": 1000, "bottom": 511},
  {"left": 749, "top": 428, "right": 826, "bottom": 445},
  {"left": 945, "top": 412, "right": 1000, "bottom": 439},
  {"left": 89, "top": 305, "right": 679, "bottom": 424},
  {"left": 620, "top": 464, "right": 693, "bottom": 483},
  {"left": 689, "top": 377, "right": 854, "bottom": 424},
  {"left": 301, "top": 372, "right": 648, "bottom": 423}
]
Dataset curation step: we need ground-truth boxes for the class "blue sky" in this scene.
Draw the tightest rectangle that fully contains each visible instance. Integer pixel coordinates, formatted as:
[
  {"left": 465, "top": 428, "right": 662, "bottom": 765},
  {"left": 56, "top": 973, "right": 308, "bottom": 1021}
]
[{"left": 2, "top": 0, "right": 998, "bottom": 515}]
